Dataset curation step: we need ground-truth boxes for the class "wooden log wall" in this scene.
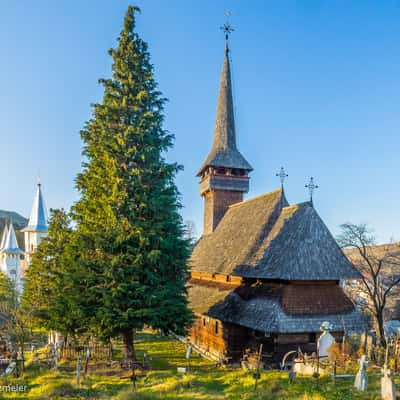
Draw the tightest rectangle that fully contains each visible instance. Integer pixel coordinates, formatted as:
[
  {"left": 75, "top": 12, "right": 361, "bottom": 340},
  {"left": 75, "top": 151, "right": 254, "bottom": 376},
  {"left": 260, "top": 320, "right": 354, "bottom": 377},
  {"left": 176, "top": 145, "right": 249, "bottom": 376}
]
[{"left": 189, "top": 316, "right": 251, "bottom": 362}]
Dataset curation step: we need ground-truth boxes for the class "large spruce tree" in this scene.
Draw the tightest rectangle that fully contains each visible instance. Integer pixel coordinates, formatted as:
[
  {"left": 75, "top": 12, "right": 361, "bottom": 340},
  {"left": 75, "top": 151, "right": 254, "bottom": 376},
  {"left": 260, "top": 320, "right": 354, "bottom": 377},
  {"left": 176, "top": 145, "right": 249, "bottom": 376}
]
[
  {"left": 23, "top": 209, "right": 87, "bottom": 338},
  {"left": 72, "top": 6, "right": 192, "bottom": 361}
]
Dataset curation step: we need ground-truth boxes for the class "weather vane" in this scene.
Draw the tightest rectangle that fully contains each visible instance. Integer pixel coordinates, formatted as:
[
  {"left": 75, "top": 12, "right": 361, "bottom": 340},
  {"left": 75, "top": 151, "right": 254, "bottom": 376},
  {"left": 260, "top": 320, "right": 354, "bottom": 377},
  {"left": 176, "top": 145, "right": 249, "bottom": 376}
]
[
  {"left": 276, "top": 167, "right": 288, "bottom": 189},
  {"left": 220, "top": 10, "right": 234, "bottom": 45},
  {"left": 305, "top": 177, "right": 319, "bottom": 204}
]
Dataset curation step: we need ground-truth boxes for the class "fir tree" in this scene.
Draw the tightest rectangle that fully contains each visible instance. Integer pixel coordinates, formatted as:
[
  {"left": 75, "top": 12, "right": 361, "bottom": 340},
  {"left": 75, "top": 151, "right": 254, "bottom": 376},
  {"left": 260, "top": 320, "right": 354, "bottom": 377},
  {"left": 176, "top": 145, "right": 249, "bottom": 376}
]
[
  {"left": 0, "top": 272, "right": 33, "bottom": 363},
  {"left": 23, "top": 209, "right": 87, "bottom": 339},
  {"left": 72, "top": 6, "right": 192, "bottom": 361}
]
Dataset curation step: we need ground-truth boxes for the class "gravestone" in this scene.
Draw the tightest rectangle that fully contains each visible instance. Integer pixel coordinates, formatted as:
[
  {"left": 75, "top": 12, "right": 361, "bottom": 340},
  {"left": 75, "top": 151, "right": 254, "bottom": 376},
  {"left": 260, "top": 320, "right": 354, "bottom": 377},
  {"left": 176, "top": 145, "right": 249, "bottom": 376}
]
[
  {"left": 354, "top": 355, "right": 368, "bottom": 391},
  {"left": 381, "top": 365, "right": 396, "bottom": 400},
  {"left": 4, "top": 361, "right": 16, "bottom": 376},
  {"left": 318, "top": 331, "right": 335, "bottom": 359}
]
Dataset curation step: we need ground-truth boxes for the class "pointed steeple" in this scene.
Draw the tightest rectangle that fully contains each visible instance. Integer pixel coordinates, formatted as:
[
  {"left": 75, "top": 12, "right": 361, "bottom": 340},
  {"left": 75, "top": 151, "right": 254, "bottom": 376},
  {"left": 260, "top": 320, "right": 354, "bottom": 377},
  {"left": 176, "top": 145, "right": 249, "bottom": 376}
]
[
  {"left": 1, "top": 223, "right": 23, "bottom": 254},
  {"left": 197, "top": 26, "right": 253, "bottom": 235},
  {"left": 22, "top": 182, "right": 48, "bottom": 233},
  {"left": 197, "top": 44, "right": 252, "bottom": 176},
  {"left": 0, "top": 223, "right": 9, "bottom": 250}
]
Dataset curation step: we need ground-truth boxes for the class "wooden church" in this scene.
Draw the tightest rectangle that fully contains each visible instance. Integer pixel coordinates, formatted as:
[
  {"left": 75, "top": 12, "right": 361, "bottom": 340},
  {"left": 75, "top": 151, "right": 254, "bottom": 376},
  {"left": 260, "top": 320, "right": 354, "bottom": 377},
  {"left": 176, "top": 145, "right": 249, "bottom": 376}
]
[{"left": 187, "top": 30, "right": 364, "bottom": 364}]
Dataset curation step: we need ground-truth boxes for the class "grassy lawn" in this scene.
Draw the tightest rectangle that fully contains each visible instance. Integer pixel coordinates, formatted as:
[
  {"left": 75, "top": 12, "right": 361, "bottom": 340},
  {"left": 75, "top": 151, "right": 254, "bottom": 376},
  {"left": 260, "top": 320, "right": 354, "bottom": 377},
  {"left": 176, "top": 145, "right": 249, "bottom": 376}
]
[{"left": 0, "top": 331, "right": 398, "bottom": 399}]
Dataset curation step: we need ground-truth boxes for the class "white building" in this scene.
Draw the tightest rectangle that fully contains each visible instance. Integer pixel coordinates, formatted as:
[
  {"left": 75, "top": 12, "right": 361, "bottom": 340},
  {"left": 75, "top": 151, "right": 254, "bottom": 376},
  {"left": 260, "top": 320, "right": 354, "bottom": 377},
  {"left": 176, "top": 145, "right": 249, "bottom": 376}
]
[
  {"left": 0, "top": 182, "right": 48, "bottom": 287},
  {"left": 21, "top": 182, "right": 49, "bottom": 266},
  {"left": 0, "top": 223, "right": 24, "bottom": 287}
]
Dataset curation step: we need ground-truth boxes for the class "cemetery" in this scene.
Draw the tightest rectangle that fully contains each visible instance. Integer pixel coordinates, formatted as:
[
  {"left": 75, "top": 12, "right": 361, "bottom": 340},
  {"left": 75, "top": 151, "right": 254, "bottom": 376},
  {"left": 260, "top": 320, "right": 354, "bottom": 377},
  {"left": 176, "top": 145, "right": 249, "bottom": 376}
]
[{"left": 0, "top": 330, "right": 398, "bottom": 399}]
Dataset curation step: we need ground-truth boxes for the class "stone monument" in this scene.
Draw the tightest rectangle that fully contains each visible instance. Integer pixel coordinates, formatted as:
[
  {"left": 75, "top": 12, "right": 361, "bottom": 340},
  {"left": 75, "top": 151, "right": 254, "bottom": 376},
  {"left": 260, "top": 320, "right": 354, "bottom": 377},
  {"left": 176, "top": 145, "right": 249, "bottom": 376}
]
[{"left": 354, "top": 355, "right": 368, "bottom": 391}]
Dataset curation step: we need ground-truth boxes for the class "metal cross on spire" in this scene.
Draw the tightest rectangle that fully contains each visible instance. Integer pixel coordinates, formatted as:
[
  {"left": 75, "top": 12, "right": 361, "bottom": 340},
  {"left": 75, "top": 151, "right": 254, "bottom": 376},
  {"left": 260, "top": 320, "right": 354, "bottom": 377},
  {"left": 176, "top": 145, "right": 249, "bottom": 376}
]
[
  {"left": 305, "top": 177, "right": 319, "bottom": 204},
  {"left": 276, "top": 167, "right": 288, "bottom": 189},
  {"left": 220, "top": 10, "right": 234, "bottom": 47}
]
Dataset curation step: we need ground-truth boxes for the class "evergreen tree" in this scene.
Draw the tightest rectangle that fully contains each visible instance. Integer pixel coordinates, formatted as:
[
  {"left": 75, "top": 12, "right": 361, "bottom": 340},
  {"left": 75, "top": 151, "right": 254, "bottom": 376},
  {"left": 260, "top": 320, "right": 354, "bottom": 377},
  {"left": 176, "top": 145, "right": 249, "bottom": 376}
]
[
  {"left": 23, "top": 209, "right": 87, "bottom": 339},
  {"left": 72, "top": 6, "right": 192, "bottom": 361},
  {"left": 0, "top": 272, "right": 32, "bottom": 362}
]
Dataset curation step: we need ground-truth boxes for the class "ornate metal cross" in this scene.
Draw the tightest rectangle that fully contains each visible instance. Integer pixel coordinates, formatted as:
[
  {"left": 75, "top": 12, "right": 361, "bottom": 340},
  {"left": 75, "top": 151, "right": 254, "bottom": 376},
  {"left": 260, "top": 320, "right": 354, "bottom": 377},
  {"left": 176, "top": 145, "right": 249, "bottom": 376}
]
[
  {"left": 305, "top": 177, "right": 319, "bottom": 203},
  {"left": 220, "top": 11, "right": 234, "bottom": 43},
  {"left": 276, "top": 167, "right": 288, "bottom": 189}
]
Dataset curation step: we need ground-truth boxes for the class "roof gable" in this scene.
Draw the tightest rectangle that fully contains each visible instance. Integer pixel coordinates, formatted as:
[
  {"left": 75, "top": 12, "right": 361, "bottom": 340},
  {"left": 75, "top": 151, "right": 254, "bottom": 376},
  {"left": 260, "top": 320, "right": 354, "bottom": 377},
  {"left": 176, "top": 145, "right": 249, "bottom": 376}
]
[
  {"left": 191, "top": 190, "right": 360, "bottom": 281},
  {"left": 236, "top": 203, "right": 360, "bottom": 280}
]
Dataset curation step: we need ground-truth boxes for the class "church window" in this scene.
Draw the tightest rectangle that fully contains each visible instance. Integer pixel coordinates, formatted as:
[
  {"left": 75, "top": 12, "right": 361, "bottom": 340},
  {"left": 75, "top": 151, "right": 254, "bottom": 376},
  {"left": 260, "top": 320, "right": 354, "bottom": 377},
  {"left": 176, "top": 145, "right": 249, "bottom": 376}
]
[
  {"left": 215, "top": 321, "right": 219, "bottom": 335},
  {"left": 226, "top": 275, "right": 231, "bottom": 282}
]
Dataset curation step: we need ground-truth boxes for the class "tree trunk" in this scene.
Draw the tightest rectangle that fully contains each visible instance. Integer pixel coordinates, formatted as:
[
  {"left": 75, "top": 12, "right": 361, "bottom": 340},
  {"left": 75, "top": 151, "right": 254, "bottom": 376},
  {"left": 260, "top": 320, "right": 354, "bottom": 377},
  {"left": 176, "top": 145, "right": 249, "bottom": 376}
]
[
  {"left": 122, "top": 329, "right": 136, "bottom": 363},
  {"left": 376, "top": 311, "right": 387, "bottom": 348}
]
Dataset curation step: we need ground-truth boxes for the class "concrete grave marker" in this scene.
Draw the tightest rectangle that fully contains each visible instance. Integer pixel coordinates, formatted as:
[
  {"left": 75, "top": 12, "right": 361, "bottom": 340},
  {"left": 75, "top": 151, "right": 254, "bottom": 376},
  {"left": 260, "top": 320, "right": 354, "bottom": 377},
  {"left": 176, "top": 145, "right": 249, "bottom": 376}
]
[
  {"left": 381, "top": 365, "right": 396, "bottom": 400},
  {"left": 354, "top": 355, "right": 368, "bottom": 391},
  {"left": 318, "top": 331, "right": 335, "bottom": 359}
]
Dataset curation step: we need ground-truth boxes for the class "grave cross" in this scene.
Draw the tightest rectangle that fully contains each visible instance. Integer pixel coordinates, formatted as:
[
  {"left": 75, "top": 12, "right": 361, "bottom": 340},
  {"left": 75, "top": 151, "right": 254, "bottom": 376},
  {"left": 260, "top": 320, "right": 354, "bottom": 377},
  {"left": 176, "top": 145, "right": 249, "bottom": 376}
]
[{"left": 305, "top": 177, "right": 319, "bottom": 204}]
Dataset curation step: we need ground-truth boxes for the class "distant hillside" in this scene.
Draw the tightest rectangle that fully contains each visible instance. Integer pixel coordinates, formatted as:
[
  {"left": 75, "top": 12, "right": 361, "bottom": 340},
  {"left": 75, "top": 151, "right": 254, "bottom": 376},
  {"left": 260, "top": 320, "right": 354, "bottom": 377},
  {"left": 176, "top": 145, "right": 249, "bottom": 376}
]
[{"left": 0, "top": 210, "right": 28, "bottom": 249}]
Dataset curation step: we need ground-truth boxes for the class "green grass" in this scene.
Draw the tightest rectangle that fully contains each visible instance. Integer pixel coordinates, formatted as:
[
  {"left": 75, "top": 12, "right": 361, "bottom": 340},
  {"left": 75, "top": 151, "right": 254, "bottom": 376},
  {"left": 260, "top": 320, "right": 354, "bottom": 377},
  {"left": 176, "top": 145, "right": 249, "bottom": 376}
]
[{"left": 0, "top": 331, "right": 398, "bottom": 399}]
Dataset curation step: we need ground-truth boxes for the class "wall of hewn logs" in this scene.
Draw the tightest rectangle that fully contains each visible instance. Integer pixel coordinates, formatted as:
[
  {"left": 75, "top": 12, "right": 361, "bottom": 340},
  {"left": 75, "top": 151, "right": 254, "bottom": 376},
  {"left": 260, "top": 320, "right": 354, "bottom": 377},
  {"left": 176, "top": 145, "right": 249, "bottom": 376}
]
[{"left": 189, "top": 315, "right": 252, "bottom": 362}]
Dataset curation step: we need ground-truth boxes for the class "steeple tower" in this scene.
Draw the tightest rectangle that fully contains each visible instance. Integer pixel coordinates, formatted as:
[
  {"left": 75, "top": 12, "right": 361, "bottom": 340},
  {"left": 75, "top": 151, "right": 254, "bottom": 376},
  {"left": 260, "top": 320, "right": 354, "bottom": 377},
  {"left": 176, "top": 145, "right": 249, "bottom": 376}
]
[
  {"left": 21, "top": 181, "right": 48, "bottom": 265},
  {"left": 198, "top": 25, "right": 252, "bottom": 235},
  {"left": 0, "top": 222, "right": 23, "bottom": 286}
]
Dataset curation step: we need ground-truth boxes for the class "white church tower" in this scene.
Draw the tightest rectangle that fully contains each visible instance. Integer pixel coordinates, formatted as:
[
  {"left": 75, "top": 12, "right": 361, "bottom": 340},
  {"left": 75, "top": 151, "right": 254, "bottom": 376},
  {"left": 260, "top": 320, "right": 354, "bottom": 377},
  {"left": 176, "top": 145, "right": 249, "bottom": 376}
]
[
  {"left": 21, "top": 182, "right": 48, "bottom": 266},
  {"left": 0, "top": 222, "right": 24, "bottom": 287}
]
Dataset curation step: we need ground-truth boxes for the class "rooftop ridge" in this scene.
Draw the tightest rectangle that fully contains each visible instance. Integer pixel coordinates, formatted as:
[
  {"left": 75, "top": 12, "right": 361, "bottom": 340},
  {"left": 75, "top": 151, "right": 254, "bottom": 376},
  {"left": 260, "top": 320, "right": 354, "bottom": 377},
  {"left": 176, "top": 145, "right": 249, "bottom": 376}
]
[
  {"left": 228, "top": 188, "right": 284, "bottom": 209},
  {"left": 280, "top": 201, "right": 312, "bottom": 212}
]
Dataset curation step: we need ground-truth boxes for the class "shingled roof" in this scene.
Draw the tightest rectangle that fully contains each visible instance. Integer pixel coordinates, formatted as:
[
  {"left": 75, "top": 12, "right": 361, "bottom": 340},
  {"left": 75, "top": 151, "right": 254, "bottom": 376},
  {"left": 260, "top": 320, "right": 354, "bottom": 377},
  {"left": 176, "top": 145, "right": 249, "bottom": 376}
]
[
  {"left": 197, "top": 46, "right": 252, "bottom": 176},
  {"left": 190, "top": 189, "right": 360, "bottom": 281},
  {"left": 190, "top": 189, "right": 287, "bottom": 274},
  {"left": 188, "top": 281, "right": 364, "bottom": 333}
]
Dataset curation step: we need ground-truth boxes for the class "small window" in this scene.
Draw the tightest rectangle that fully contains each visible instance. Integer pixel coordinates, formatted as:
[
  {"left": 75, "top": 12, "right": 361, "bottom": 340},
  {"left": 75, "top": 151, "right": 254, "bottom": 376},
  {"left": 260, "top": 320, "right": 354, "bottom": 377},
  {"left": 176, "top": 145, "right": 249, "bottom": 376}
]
[
  {"left": 212, "top": 273, "right": 216, "bottom": 280},
  {"left": 226, "top": 275, "right": 231, "bottom": 282},
  {"left": 215, "top": 321, "right": 219, "bottom": 335},
  {"left": 203, "top": 318, "right": 206, "bottom": 327}
]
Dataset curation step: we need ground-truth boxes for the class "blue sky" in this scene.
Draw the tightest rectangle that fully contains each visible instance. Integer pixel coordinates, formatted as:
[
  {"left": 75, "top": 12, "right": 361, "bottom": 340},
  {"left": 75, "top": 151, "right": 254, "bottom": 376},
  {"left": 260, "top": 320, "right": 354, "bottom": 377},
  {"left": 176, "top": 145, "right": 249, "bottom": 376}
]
[{"left": 1, "top": 1, "right": 399, "bottom": 242}]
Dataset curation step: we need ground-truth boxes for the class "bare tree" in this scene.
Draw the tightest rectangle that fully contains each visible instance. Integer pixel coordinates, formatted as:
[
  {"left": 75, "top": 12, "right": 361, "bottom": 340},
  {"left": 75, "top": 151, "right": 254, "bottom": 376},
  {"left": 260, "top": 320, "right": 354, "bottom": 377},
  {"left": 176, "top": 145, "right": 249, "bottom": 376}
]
[
  {"left": 184, "top": 220, "right": 198, "bottom": 250},
  {"left": 337, "top": 223, "right": 400, "bottom": 347}
]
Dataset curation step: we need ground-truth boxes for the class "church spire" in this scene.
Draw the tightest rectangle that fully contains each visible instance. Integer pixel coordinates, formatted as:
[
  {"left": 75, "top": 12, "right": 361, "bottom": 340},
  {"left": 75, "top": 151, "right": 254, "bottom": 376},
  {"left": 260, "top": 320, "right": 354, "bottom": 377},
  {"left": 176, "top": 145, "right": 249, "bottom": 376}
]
[
  {"left": 198, "top": 19, "right": 252, "bottom": 235},
  {"left": 21, "top": 181, "right": 49, "bottom": 266},
  {"left": 22, "top": 181, "right": 48, "bottom": 233},
  {"left": 1, "top": 223, "right": 23, "bottom": 255},
  {"left": 197, "top": 20, "right": 252, "bottom": 176}
]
